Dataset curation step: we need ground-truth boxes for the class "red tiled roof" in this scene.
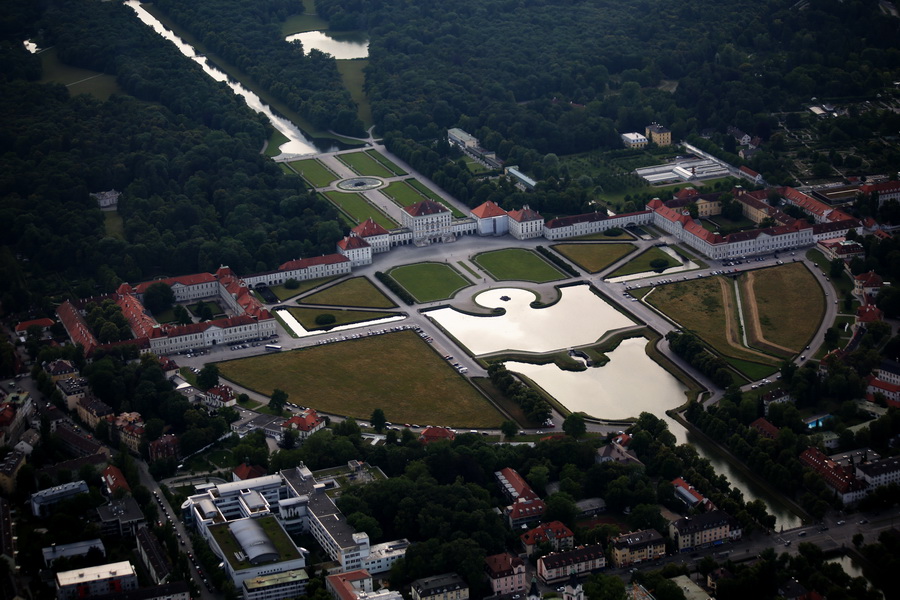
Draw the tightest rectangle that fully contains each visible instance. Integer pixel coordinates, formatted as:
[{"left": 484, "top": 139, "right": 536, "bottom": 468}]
[
  {"left": 15, "top": 318, "right": 54, "bottom": 333},
  {"left": 508, "top": 206, "right": 542, "bottom": 222},
  {"left": 750, "top": 417, "right": 780, "bottom": 439},
  {"left": 672, "top": 477, "right": 706, "bottom": 503},
  {"left": 855, "top": 271, "right": 883, "bottom": 287},
  {"left": 282, "top": 409, "right": 323, "bottom": 432},
  {"left": 485, "top": 552, "right": 524, "bottom": 577},
  {"left": 419, "top": 426, "right": 456, "bottom": 444},
  {"left": 498, "top": 467, "right": 539, "bottom": 501},
  {"left": 134, "top": 273, "right": 217, "bottom": 295},
  {"left": 404, "top": 200, "right": 449, "bottom": 217},
  {"left": 520, "top": 521, "right": 573, "bottom": 546},
  {"left": 351, "top": 218, "right": 389, "bottom": 238},
  {"left": 57, "top": 301, "right": 99, "bottom": 356},
  {"left": 337, "top": 235, "right": 370, "bottom": 250},
  {"left": 674, "top": 187, "right": 699, "bottom": 200},
  {"left": 471, "top": 201, "right": 508, "bottom": 219},
  {"left": 103, "top": 465, "right": 131, "bottom": 494},
  {"left": 860, "top": 181, "right": 900, "bottom": 195},
  {"left": 858, "top": 305, "right": 883, "bottom": 323},
  {"left": 117, "top": 292, "right": 158, "bottom": 339},
  {"left": 279, "top": 254, "right": 349, "bottom": 271},
  {"left": 739, "top": 166, "right": 760, "bottom": 177},
  {"left": 233, "top": 463, "right": 268, "bottom": 481},
  {"left": 779, "top": 187, "right": 831, "bottom": 217}
]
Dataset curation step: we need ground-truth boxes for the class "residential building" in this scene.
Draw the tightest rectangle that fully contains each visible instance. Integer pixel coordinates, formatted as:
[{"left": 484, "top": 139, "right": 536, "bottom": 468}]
[
  {"left": 645, "top": 123, "right": 672, "bottom": 146},
  {"left": 96, "top": 496, "right": 146, "bottom": 537},
  {"left": 610, "top": 530, "right": 665, "bottom": 567},
  {"left": 149, "top": 434, "right": 179, "bottom": 463},
  {"left": 0, "top": 450, "right": 25, "bottom": 495},
  {"left": 0, "top": 498, "right": 15, "bottom": 571},
  {"left": 338, "top": 234, "right": 374, "bottom": 267},
  {"left": 595, "top": 441, "right": 643, "bottom": 466},
  {"left": 799, "top": 447, "right": 869, "bottom": 504},
  {"left": 203, "top": 385, "right": 237, "bottom": 409},
  {"left": 89, "top": 582, "right": 190, "bottom": 600},
  {"left": 860, "top": 180, "right": 900, "bottom": 206},
  {"left": 76, "top": 397, "right": 113, "bottom": 429},
  {"left": 855, "top": 456, "right": 900, "bottom": 488},
  {"left": 495, "top": 467, "right": 546, "bottom": 528},
  {"left": 508, "top": 205, "right": 544, "bottom": 239},
  {"left": 101, "top": 465, "right": 131, "bottom": 496},
  {"left": 419, "top": 426, "right": 456, "bottom": 445},
  {"left": 485, "top": 552, "right": 526, "bottom": 595},
  {"left": 669, "top": 510, "right": 742, "bottom": 552},
  {"left": 234, "top": 463, "right": 268, "bottom": 482},
  {"left": 55, "top": 561, "right": 138, "bottom": 600},
  {"left": 42, "top": 539, "right": 105, "bottom": 568},
  {"left": 520, "top": 521, "right": 574, "bottom": 555},
  {"left": 621, "top": 133, "right": 648, "bottom": 149},
  {"left": 410, "top": 573, "right": 468, "bottom": 600},
  {"left": 54, "top": 423, "right": 110, "bottom": 459},
  {"left": 281, "top": 408, "right": 325, "bottom": 442},
  {"left": 750, "top": 417, "right": 780, "bottom": 440},
  {"left": 817, "top": 239, "right": 864, "bottom": 261},
  {"left": 57, "top": 378, "right": 89, "bottom": 411},
  {"left": 327, "top": 569, "right": 373, "bottom": 600},
  {"left": 31, "top": 480, "right": 90, "bottom": 517},
  {"left": 44, "top": 359, "right": 78, "bottom": 382},
  {"left": 136, "top": 526, "right": 171, "bottom": 585},
  {"left": 15, "top": 317, "right": 55, "bottom": 338},
  {"left": 107, "top": 411, "right": 144, "bottom": 454},
  {"left": 537, "top": 545, "right": 606, "bottom": 584},
  {"left": 762, "top": 389, "right": 794, "bottom": 415},
  {"left": 38, "top": 454, "right": 108, "bottom": 484},
  {"left": 671, "top": 477, "right": 713, "bottom": 511}
]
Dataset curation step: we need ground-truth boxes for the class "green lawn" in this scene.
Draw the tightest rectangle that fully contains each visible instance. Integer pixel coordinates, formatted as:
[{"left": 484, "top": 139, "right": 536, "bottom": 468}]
[
  {"left": 265, "top": 130, "right": 290, "bottom": 157},
  {"left": 381, "top": 180, "right": 429, "bottom": 207},
  {"left": 473, "top": 248, "right": 566, "bottom": 283},
  {"left": 217, "top": 330, "right": 502, "bottom": 426},
  {"left": 388, "top": 263, "right": 471, "bottom": 302},
  {"left": 188, "top": 300, "right": 224, "bottom": 317},
  {"left": 299, "top": 277, "right": 397, "bottom": 308},
  {"left": 607, "top": 247, "right": 679, "bottom": 277},
  {"left": 154, "top": 307, "right": 177, "bottom": 324},
  {"left": 103, "top": 211, "right": 125, "bottom": 240},
  {"left": 551, "top": 243, "right": 636, "bottom": 274},
  {"left": 366, "top": 150, "right": 407, "bottom": 175},
  {"left": 288, "top": 159, "right": 338, "bottom": 187},
  {"left": 806, "top": 248, "right": 854, "bottom": 297},
  {"left": 406, "top": 179, "right": 465, "bottom": 217},
  {"left": 286, "top": 307, "right": 396, "bottom": 330},
  {"left": 337, "top": 60, "right": 373, "bottom": 129},
  {"left": 269, "top": 277, "right": 341, "bottom": 301},
  {"left": 323, "top": 191, "right": 396, "bottom": 228},
  {"left": 337, "top": 151, "right": 395, "bottom": 177},
  {"left": 40, "top": 47, "right": 120, "bottom": 100}
]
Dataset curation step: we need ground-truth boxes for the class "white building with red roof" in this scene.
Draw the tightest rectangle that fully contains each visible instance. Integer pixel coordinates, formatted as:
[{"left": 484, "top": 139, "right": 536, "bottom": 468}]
[
  {"left": 543, "top": 210, "right": 652, "bottom": 240},
  {"left": 133, "top": 273, "right": 219, "bottom": 303},
  {"left": 14, "top": 318, "right": 54, "bottom": 339},
  {"left": 508, "top": 205, "right": 544, "bottom": 240},
  {"left": 418, "top": 426, "right": 455, "bottom": 445},
  {"left": 242, "top": 254, "right": 352, "bottom": 288},
  {"left": 337, "top": 234, "right": 373, "bottom": 267},
  {"left": 402, "top": 200, "right": 454, "bottom": 245},
  {"left": 470, "top": 201, "right": 509, "bottom": 236},
  {"left": 855, "top": 271, "right": 884, "bottom": 299},
  {"left": 484, "top": 553, "right": 526, "bottom": 595},
  {"left": 281, "top": 408, "right": 325, "bottom": 442},
  {"left": 520, "top": 521, "right": 574, "bottom": 554},
  {"left": 351, "top": 218, "right": 392, "bottom": 253},
  {"left": 860, "top": 180, "right": 900, "bottom": 206}
]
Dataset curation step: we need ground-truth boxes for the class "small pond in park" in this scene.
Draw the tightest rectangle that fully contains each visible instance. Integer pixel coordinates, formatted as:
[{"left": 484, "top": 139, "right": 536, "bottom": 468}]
[{"left": 284, "top": 31, "right": 369, "bottom": 59}]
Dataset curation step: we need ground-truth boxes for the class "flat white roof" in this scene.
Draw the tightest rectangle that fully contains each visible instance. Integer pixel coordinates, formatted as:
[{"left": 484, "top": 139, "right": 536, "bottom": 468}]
[{"left": 56, "top": 561, "right": 135, "bottom": 586}]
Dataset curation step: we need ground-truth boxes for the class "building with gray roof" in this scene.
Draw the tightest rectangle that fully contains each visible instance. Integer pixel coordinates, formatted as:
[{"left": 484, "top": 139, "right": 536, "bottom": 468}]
[{"left": 30, "top": 480, "right": 89, "bottom": 517}]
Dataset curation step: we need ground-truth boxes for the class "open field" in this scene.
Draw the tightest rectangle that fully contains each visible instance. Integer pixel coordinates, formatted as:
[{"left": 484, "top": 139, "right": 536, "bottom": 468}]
[
  {"left": 288, "top": 159, "right": 338, "bottom": 187},
  {"left": 218, "top": 331, "right": 502, "bottom": 426},
  {"left": 285, "top": 307, "right": 396, "bottom": 330},
  {"left": 40, "top": 47, "right": 120, "bottom": 100},
  {"left": 323, "top": 191, "right": 396, "bottom": 228},
  {"left": 740, "top": 263, "right": 823, "bottom": 354},
  {"left": 103, "top": 212, "right": 125, "bottom": 240},
  {"left": 551, "top": 243, "right": 636, "bottom": 273},
  {"left": 299, "top": 277, "right": 397, "bottom": 308},
  {"left": 388, "top": 263, "right": 471, "bottom": 302},
  {"left": 365, "top": 150, "right": 406, "bottom": 175},
  {"left": 268, "top": 277, "right": 340, "bottom": 302},
  {"left": 473, "top": 248, "right": 566, "bottom": 283},
  {"left": 607, "top": 247, "right": 679, "bottom": 277},
  {"left": 336, "top": 60, "right": 373, "bottom": 129},
  {"left": 645, "top": 276, "right": 782, "bottom": 371},
  {"left": 337, "top": 151, "right": 395, "bottom": 178}
]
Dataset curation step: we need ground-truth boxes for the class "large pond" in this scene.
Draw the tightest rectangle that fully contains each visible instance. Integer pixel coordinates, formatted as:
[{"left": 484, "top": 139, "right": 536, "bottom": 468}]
[
  {"left": 426, "top": 285, "right": 635, "bottom": 355},
  {"left": 504, "top": 338, "right": 687, "bottom": 420},
  {"left": 284, "top": 31, "right": 369, "bottom": 59},
  {"left": 125, "top": 1, "right": 341, "bottom": 155}
]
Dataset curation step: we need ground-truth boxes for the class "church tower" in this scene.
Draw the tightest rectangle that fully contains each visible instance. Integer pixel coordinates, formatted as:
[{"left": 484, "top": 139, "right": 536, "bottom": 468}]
[
  {"left": 562, "top": 571, "right": 583, "bottom": 600},
  {"left": 527, "top": 577, "right": 541, "bottom": 600}
]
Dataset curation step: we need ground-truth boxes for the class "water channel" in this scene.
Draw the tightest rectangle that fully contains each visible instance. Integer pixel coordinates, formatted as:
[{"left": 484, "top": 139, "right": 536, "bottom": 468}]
[
  {"left": 430, "top": 284, "right": 802, "bottom": 529},
  {"left": 124, "top": 0, "right": 340, "bottom": 155}
]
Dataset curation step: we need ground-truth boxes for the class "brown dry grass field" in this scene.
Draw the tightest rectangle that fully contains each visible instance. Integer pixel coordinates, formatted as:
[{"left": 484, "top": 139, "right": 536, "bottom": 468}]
[
  {"left": 740, "top": 262, "right": 823, "bottom": 353},
  {"left": 217, "top": 330, "right": 502, "bottom": 427},
  {"left": 551, "top": 243, "right": 636, "bottom": 273},
  {"left": 299, "top": 276, "right": 397, "bottom": 308},
  {"left": 644, "top": 276, "right": 780, "bottom": 366}
]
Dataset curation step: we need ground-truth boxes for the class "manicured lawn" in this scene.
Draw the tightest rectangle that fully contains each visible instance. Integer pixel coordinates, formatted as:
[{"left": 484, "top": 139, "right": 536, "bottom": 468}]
[
  {"left": 607, "top": 247, "right": 679, "bottom": 277},
  {"left": 288, "top": 159, "right": 338, "bottom": 187},
  {"left": 645, "top": 276, "right": 782, "bottom": 370},
  {"left": 188, "top": 300, "right": 224, "bottom": 317},
  {"left": 743, "top": 263, "right": 824, "bottom": 352},
  {"left": 473, "top": 248, "right": 566, "bottom": 283},
  {"left": 337, "top": 60, "right": 373, "bottom": 129},
  {"left": 365, "top": 149, "right": 407, "bottom": 175},
  {"left": 405, "top": 179, "right": 465, "bottom": 217},
  {"left": 337, "top": 151, "right": 395, "bottom": 178},
  {"left": 299, "top": 277, "right": 397, "bottom": 308},
  {"left": 269, "top": 277, "right": 340, "bottom": 301},
  {"left": 381, "top": 180, "right": 428, "bottom": 206},
  {"left": 217, "top": 331, "right": 502, "bottom": 426},
  {"left": 462, "top": 156, "right": 491, "bottom": 174},
  {"left": 207, "top": 450, "right": 233, "bottom": 468},
  {"left": 323, "top": 191, "right": 396, "bottom": 228},
  {"left": 286, "top": 307, "right": 396, "bottom": 330},
  {"left": 104, "top": 211, "right": 124, "bottom": 240},
  {"left": 388, "top": 263, "right": 471, "bottom": 302},
  {"left": 569, "top": 229, "right": 634, "bottom": 241},
  {"left": 154, "top": 308, "right": 177, "bottom": 324},
  {"left": 551, "top": 243, "right": 636, "bottom": 273}
]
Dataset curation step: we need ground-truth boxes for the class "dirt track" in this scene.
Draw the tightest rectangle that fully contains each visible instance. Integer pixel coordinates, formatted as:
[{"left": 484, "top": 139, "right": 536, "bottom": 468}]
[
  {"left": 740, "top": 272, "right": 795, "bottom": 357},
  {"left": 717, "top": 277, "right": 782, "bottom": 362}
]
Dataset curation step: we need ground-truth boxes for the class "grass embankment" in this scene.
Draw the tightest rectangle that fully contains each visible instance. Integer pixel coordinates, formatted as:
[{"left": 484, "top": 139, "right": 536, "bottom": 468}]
[
  {"left": 289, "top": 159, "right": 339, "bottom": 187},
  {"left": 607, "top": 247, "right": 679, "bottom": 277},
  {"left": 217, "top": 330, "right": 502, "bottom": 426},
  {"left": 473, "top": 248, "right": 566, "bottom": 283},
  {"left": 299, "top": 276, "right": 396, "bottom": 308},
  {"left": 551, "top": 243, "right": 637, "bottom": 273},
  {"left": 388, "top": 263, "right": 471, "bottom": 302}
]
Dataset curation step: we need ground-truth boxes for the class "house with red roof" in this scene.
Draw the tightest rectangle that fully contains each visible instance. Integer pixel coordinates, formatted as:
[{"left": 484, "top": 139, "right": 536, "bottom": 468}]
[
  {"left": 470, "top": 201, "right": 509, "bottom": 236},
  {"left": 799, "top": 447, "right": 868, "bottom": 504},
  {"left": 855, "top": 271, "right": 884, "bottom": 300},
  {"left": 351, "top": 218, "right": 392, "bottom": 253},
  {"left": 242, "top": 253, "right": 352, "bottom": 289},
  {"left": 15, "top": 318, "right": 54, "bottom": 339},
  {"left": 739, "top": 165, "right": 764, "bottom": 185},
  {"left": 543, "top": 209, "right": 653, "bottom": 240},
  {"left": 418, "top": 426, "right": 456, "bottom": 445},
  {"left": 203, "top": 385, "right": 237, "bottom": 409},
  {"left": 102, "top": 465, "right": 131, "bottom": 495},
  {"left": 149, "top": 434, "right": 179, "bottom": 463},
  {"left": 507, "top": 205, "right": 544, "bottom": 240},
  {"left": 495, "top": 467, "right": 546, "bottom": 528},
  {"left": 337, "top": 234, "right": 373, "bottom": 267},
  {"left": 860, "top": 180, "right": 900, "bottom": 206},
  {"left": 520, "top": 521, "right": 574, "bottom": 554},
  {"left": 484, "top": 553, "right": 526, "bottom": 595},
  {"left": 857, "top": 304, "right": 883, "bottom": 324},
  {"left": 672, "top": 477, "right": 713, "bottom": 511},
  {"left": 866, "top": 375, "right": 900, "bottom": 408},
  {"left": 132, "top": 272, "right": 219, "bottom": 303},
  {"left": 233, "top": 463, "right": 268, "bottom": 482},
  {"left": 750, "top": 417, "right": 780, "bottom": 440},
  {"left": 281, "top": 408, "right": 325, "bottom": 442}
]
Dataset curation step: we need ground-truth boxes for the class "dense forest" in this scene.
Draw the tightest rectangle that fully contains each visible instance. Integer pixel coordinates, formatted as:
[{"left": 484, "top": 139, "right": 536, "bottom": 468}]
[{"left": 0, "top": 0, "right": 343, "bottom": 315}]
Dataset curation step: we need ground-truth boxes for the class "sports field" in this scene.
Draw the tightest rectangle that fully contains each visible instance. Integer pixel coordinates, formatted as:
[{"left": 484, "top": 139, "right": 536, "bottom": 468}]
[
  {"left": 474, "top": 248, "right": 566, "bottom": 283},
  {"left": 300, "top": 277, "right": 397, "bottom": 308},
  {"left": 388, "top": 263, "right": 471, "bottom": 302},
  {"left": 288, "top": 159, "right": 338, "bottom": 187},
  {"left": 323, "top": 191, "right": 396, "bottom": 228},
  {"left": 551, "top": 243, "right": 636, "bottom": 273},
  {"left": 217, "top": 331, "right": 502, "bottom": 426}
]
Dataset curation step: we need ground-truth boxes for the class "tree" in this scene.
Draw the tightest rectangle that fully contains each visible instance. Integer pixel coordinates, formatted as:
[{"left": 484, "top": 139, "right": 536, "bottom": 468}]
[
  {"left": 563, "top": 413, "right": 587, "bottom": 439},
  {"left": 650, "top": 257, "right": 670, "bottom": 272},
  {"left": 281, "top": 428, "right": 298, "bottom": 450},
  {"left": 371, "top": 408, "right": 387, "bottom": 433},
  {"left": 197, "top": 364, "right": 220, "bottom": 391},
  {"left": 143, "top": 282, "right": 175, "bottom": 315},
  {"left": 270, "top": 389, "right": 288, "bottom": 414},
  {"left": 173, "top": 304, "right": 192, "bottom": 325},
  {"left": 501, "top": 420, "right": 519, "bottom": 440},
  {"left": 829, "top": 258, "right": 845, "bottom": 279},
  {"left": 198, "top": 302, "right": 214, "bottom": 322}
]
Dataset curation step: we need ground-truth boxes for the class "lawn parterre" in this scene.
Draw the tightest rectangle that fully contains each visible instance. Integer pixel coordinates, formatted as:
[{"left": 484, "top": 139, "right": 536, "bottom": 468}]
[
  {"left": 381, "top": 180, "right": 429, "bottom": 207},
  {"left": 551, "top": 243, "right": 636, "bottom": 273},
  {"left": 365, "top": 149, "right": 406, "bottom": 175},
  {"left": 299, "top": 277, "right": 397, "bottom": 308},
  {"left": 217, "top": 331, "right": 502, "bottom": 426},
  {"left": 607, "top": 246, "right": 679, "bottom": 277},
  {"left": 323, "top": 191, "right": 396, "bottom": 228},
  {"left": 405, "top": 179, "right": 466, "bottom": 217},
  {"left": 285, "top": 307, "right": 397, "bottom": 330},
  {"left": 288, "top": 158, "right": 338, "bottom": 187},
  {"left": 268, "top": 276, "right": 341, "bottom": 302},
  {"left": 387, "top": 263, "right": 471, "bottom": 302},
  {"left": 473, "top": 248, "right": 566, "bottom": 283},
  {"left": 337, "top": 151, "right": 395, "bottom": 178}
]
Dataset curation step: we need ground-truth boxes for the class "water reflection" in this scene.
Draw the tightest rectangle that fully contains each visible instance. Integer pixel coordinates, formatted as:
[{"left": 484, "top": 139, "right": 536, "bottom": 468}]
[
  {"left": 285, "top": 31, "right": 369, "bottom": 59},
  {"left": 125, "top": 0, "right": 340, "bottom": 155},
  {"left": 504, "top": 338, "right": 686, "bottom": 420},
  {"left": 426, "top": 285, "right": 635, "bottom": 355}
]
